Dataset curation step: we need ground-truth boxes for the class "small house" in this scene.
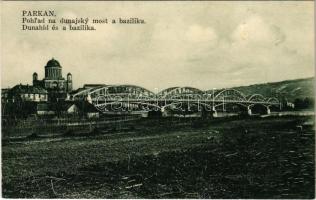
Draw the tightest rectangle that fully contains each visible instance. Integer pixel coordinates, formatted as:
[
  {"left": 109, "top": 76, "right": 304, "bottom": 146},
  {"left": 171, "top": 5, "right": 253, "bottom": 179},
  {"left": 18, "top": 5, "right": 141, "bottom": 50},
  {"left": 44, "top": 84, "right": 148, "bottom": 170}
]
[{"left": 75, "top": 101, "right": 100, "bottom": 118}]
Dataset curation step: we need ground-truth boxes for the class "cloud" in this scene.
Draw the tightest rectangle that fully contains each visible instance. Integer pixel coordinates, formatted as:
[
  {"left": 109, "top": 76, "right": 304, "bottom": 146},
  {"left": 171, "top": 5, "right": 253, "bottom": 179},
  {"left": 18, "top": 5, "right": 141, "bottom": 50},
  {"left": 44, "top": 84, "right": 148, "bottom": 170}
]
[
  {"left": 185, "top": 25, "right": 217, "bottom": 44},
  {"left": 231, "top": 15, "right": 285, "bottom": 47}
]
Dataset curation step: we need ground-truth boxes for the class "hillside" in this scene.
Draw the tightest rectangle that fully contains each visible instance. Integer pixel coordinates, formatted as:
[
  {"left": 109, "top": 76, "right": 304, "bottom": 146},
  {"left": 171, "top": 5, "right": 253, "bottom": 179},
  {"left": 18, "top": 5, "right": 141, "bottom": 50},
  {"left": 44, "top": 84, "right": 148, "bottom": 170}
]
[{"left": 229, "top": 77, "right": 314, "bottom": 102}]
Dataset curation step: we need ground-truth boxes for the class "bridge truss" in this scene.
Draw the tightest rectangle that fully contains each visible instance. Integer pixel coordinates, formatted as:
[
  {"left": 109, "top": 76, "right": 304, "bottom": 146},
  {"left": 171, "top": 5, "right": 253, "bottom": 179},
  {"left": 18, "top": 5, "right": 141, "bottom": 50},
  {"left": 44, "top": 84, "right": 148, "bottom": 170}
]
[{"left": 69, "top": 85, "right": 281, "bottom": 114}]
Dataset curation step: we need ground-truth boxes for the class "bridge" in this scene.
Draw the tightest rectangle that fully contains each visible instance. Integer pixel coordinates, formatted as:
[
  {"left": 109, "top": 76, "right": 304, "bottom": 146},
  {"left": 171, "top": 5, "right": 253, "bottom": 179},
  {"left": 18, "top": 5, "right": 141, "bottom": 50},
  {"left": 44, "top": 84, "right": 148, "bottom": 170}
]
[{"left": 69, "top": 85, "right": 281, "bottom": 116}]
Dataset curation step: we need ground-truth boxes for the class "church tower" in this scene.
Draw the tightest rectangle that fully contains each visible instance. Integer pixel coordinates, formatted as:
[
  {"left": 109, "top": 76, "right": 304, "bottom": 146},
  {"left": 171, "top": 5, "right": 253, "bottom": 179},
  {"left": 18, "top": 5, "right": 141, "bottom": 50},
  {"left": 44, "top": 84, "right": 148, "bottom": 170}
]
[
  {"left": 32, "top": 72, "right": 38, "bottom": 83},
  {"left": 66, "top": 73, "right": 73, "bottom": 92}
]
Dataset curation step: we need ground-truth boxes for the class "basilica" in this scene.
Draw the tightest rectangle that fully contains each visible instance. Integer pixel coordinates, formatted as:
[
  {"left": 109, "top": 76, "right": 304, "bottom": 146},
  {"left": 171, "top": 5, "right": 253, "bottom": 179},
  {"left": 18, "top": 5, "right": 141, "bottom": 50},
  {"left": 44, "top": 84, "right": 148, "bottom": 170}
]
[{"left": 33, "top": 58, "right": 72, "bottom": 93}]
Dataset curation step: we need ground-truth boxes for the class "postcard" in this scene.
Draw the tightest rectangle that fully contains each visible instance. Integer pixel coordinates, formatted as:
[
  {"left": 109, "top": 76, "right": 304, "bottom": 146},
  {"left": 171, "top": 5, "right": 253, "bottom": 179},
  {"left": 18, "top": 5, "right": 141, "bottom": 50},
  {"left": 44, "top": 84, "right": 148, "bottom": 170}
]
[{"left": 1, "top": 1, "right": 315, "bottom": 198}]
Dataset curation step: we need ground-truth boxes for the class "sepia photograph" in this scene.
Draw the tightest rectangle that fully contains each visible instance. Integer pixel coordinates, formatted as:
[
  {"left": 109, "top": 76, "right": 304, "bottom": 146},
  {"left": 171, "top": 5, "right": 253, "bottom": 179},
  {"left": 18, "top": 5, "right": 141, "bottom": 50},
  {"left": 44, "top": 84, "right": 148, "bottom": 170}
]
[{"left": 1, "top": 1, "right": 315, "bottom": 198}]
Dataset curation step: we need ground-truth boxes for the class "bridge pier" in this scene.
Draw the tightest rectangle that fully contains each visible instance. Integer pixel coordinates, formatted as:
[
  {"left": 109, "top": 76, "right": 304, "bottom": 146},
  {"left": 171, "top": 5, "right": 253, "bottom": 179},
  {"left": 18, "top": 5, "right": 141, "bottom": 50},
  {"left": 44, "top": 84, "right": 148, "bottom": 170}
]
[
  {"left": 87, "top": 94, "right": 92, "bottom": 104},
  {"left": 266, "top": 107, "right": 271, "bottom": 115},
  {"left": 161, "top": 107, "right": 170, "bottom": 117},
  {"left": 247, "top": 107, "right": 252, "bottom": 116},
  {"left": 211, "top": 106, "right": 217, "bottom": 118}
]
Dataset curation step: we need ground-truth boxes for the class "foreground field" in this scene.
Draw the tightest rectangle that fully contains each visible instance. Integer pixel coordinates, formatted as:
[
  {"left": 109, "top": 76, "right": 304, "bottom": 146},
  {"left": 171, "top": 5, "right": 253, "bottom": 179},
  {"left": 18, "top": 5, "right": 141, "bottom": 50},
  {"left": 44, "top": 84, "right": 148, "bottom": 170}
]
[{"left": 2, "top": 116, "right": 315, "bottom": 198}]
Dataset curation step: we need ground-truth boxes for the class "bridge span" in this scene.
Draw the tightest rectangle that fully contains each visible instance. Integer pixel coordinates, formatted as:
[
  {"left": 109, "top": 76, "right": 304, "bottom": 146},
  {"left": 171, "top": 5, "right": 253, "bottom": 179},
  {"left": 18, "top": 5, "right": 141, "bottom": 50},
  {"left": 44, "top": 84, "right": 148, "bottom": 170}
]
[{"left": 69, "top": 85, "right": 281, "bottom": 116}]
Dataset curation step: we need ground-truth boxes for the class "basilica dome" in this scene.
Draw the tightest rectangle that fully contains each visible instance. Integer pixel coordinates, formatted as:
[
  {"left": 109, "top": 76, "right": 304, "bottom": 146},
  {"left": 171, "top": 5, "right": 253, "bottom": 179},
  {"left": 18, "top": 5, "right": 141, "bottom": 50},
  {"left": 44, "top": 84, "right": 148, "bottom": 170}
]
[{"left": 46, "top": 58, "right": 61, "bottom": 68}]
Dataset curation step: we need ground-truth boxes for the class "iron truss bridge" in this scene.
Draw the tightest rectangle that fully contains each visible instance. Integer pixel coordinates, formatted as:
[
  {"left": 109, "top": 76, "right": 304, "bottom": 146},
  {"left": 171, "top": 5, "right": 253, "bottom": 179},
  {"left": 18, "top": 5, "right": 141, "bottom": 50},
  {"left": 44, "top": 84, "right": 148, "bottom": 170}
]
[{"left": 69, "top": 85, "right": 281, "bottom": 114}]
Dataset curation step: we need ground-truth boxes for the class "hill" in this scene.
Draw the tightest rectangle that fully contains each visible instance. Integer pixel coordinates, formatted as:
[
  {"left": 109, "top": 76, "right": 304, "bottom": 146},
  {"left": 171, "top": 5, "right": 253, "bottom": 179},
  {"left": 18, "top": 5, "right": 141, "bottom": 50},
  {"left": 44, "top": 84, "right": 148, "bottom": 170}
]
[{"left": 229, "top": 77, "right": 314, "bottom": 102}]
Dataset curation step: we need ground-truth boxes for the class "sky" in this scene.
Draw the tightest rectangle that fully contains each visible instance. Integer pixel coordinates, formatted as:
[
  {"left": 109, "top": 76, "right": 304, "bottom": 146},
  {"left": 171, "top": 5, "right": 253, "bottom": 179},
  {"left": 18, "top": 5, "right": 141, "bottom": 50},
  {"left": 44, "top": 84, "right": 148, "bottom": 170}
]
[{"left": 1, "top": 1, "right": 314, "bottom": 92}]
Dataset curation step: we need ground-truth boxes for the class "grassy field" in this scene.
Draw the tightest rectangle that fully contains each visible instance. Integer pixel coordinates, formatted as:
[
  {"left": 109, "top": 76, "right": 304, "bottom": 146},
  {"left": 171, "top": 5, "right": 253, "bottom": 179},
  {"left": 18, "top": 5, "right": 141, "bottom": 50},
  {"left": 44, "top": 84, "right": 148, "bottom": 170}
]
[{"left": 2, "top": 116, "right": 315, "bottom": 198}]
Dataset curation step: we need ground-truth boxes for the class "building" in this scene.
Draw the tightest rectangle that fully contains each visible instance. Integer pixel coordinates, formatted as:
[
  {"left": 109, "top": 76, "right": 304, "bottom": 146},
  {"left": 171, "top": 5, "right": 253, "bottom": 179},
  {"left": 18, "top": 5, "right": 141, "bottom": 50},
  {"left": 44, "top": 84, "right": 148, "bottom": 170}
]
[
  {"left": 2, "top": 85, "right": 48, "bottom": 117},
  {"left": 1, "top": 58, "right": 104, "bottom": 119},
  {"left": 33, "top": 58, "right": 72, "bottom": 93},
  {"left": 7, "top": 84, "right": 48, "bottom": 102},
  {"left": 75, "top": 101, "right": 100, "bottom": 118},
  {"left": 36, "top": 102, "right": 78, "bottom": 116},
  {"left": 1, "top": 88, "right": 10, "bottom": 103},
  {"left": 36, "top": 103, "right": 55, "bottom": 115},
  {"left": 83, "top": 84, "right": 106, "bottom": 89}
]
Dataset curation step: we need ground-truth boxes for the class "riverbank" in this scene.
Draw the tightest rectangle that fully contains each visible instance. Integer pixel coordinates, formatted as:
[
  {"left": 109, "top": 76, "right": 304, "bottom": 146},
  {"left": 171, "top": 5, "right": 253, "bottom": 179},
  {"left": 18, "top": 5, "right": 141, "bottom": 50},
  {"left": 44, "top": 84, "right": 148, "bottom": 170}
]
[{"left": 2, "top": 115, "right": 315, "bottom": 198}]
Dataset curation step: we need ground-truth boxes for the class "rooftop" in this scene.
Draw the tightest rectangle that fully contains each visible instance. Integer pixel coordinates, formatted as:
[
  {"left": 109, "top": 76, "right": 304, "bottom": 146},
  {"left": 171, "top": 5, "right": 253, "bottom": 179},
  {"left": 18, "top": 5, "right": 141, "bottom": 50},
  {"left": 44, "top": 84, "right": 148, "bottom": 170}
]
[{"left": 10, "top": 84, "right": 48, "bottom": 94}]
